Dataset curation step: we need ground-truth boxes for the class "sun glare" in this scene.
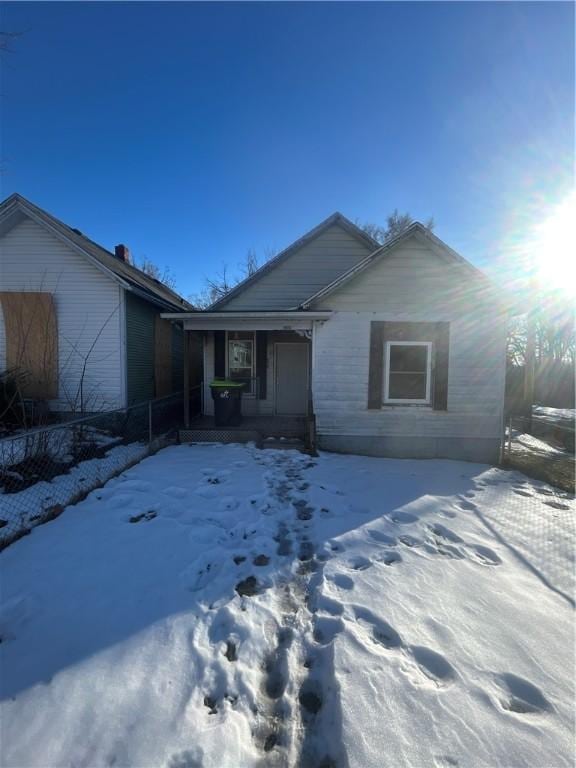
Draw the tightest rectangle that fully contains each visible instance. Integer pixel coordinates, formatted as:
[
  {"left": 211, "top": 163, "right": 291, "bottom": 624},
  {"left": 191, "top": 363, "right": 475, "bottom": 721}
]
[{"left": 530, "top": 191, "right": 576, "bottom": 296}]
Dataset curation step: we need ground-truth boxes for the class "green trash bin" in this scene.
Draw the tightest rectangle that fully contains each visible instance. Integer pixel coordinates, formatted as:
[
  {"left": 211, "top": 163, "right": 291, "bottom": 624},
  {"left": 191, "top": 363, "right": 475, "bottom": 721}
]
[{"left": 209, "top": 379, "right": 245, "bottom": 426}]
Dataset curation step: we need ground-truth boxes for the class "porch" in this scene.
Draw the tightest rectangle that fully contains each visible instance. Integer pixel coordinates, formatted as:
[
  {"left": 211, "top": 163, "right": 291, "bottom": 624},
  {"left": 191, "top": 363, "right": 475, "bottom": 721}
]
[
  {"left": 160, "top": 310, "right": 331, "bottom": 446},
  {"left": 179, "top": 414, "right": 310, "bottom": 447}
]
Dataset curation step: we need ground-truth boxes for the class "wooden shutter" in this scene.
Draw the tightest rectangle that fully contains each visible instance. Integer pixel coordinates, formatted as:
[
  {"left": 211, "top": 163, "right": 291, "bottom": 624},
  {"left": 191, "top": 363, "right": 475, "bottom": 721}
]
[
  {"left": 214, "top": 331, "right": 226, "bottom": 377},
  {"left": 367, "top": 321, "right": 385, "bottom": 409},
  {"left": 0, "top": 292, "right": 58, "bottom": 399},
  {"left": 369, "top": 321, "right": 450, "bottom": 410},
  {"left": 256, "top": 331, "right": 267, "bottom": 399},
  {"left": 433, "top": 322, "right": 450, "bottom": 411}
]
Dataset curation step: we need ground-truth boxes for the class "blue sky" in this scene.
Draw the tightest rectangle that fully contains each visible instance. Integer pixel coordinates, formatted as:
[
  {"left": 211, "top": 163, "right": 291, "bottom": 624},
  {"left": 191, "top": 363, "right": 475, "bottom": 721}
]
[{"left": 1, "top": 1, "right": 574, "bottom": 297}]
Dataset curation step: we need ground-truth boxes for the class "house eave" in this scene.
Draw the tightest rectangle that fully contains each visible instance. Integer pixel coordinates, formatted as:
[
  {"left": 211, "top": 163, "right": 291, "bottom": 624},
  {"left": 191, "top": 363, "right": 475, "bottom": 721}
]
[{"left": 160, "top": 310, "right": 331, "bottom": 331}]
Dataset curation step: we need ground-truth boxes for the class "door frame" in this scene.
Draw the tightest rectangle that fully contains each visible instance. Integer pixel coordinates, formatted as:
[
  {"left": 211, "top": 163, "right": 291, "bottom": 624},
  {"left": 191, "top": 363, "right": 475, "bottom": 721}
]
[{"left": 273, "top": 342, "right": 310, "bottom": 416}]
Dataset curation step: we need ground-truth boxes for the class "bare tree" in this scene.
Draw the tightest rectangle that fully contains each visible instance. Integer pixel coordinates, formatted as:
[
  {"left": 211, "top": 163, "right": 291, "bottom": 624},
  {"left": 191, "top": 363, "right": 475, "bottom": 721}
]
[
  {"left": 507, "top": 291, "right": 575, "bottom": 367},
  {"left": 359, "top": 209, "right": 435, "bottom": 244},
  {"left": 241, "top": 248, "right": 260, "bottom": 279},
  {"left": 136, "top": 256, "right": 178, "bottom": 291},
  {"left": 190, "top": 248, "right": 276, "bottom": 309}
]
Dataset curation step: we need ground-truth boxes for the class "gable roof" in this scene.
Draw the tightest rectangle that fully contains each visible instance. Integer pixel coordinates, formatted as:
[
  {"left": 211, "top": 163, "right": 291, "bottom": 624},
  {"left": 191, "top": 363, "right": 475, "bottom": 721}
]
[
  {"left": 299, "top": 222, "right": 497, "bottom": 308},
  {"left": 0, "top": 193, "right": 193, "bottom": 312},
  {"left": 209, "top": 212, "right": 380, "bottom": 310}
]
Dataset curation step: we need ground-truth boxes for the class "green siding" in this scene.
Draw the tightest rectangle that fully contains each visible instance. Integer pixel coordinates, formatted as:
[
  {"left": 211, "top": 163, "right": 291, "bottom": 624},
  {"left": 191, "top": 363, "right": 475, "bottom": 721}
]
[
  {"left": 171, "top": 324, "right": 184, "bottom": 392},
  {"left": 126, "top": 292, "right": 156, "bottom": 404}
]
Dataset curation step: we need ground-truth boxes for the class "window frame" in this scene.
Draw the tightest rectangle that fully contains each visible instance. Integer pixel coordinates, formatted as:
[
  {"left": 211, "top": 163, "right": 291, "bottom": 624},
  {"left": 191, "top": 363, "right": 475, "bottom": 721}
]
[
  {"left": 226, "top": 331, "right": 256, "bottom": 397},
  {"left": 383, "top": 340, "right": 433, "bottom": 405}
]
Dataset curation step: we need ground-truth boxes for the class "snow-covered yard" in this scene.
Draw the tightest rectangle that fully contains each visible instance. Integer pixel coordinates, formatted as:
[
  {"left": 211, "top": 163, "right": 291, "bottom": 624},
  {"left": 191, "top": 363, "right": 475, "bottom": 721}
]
[{"left": 0, "top": 444, "right": 574, "bottom": 768}]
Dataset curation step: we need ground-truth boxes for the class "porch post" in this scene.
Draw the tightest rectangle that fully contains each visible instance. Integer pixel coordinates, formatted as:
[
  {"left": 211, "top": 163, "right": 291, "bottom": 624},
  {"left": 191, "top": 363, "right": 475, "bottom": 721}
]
[{"left": 183, "top": 328, "right": 190, "bottom": 428}]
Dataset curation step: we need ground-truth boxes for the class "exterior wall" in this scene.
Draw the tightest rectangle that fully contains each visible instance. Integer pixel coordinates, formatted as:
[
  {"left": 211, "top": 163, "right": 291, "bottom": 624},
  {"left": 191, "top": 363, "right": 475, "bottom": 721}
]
[
  {"left": 311, "top": 235, "right": 507, "bottom": 462},
  {"left": 125, "top": 292, "right": 156, "bottom": 404},
  {"left": 0, "top": 218, "right": 125, "bottom": 411},
  {"left": 202, "top": 331, "right": 309, "bottom": 417},
  {"left": 220, "top": 224, "right": 373, "bottom": 310},
  {"left": 125, "top": 294, "right": 187, "bottom": 405}
]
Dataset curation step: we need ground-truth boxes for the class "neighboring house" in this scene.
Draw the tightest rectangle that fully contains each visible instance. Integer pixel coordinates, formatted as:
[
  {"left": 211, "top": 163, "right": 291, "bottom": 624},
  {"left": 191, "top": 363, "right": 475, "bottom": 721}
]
[
  {"left": 164, "top": 212, "right": 507, "bottom": 462},
  {"left": 0, "top": 194, "right": 193, "bottom": 414}
]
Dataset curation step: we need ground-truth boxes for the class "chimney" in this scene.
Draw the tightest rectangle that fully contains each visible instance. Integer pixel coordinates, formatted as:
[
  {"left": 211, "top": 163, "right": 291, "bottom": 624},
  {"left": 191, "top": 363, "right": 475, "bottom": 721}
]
[{"left": 114, "top": 243, "right": 131, "bottom": 263}]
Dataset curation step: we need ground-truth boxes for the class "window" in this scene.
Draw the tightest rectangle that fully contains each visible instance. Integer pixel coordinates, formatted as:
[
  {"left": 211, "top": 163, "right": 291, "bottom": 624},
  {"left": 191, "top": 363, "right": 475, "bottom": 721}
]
[
  {"left": 384, "top": 341, "right": 432, "bottom": 404},
  {"left": 227, "top": 331, "right": 255, "bottom": 394}
]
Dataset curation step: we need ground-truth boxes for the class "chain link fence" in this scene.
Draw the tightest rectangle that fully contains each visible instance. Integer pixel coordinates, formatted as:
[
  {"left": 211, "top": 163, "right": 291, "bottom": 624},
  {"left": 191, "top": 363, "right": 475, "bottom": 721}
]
[
  {"left": 0, "top": 393, "right": 185, "bottom": 550},
  {"left": 503, "top": 414, "right": 575, "bottom": 493}
]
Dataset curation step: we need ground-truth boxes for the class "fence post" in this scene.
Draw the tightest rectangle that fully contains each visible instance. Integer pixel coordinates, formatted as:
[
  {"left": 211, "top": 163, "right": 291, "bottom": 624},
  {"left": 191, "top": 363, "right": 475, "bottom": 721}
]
[
  {"left": 507, "top": 416, "right": 513, "bottom": 458},
  {"left": 148, "top": 400, "right": 153, "bottom": 446}
]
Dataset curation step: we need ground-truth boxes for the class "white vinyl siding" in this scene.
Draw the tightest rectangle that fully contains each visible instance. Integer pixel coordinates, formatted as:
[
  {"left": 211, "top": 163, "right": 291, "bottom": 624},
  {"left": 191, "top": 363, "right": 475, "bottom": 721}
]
[
  {"left": 219, "top": 224, "right": 373, "bottom": 310},
  {"left": 0, "top": 218, "right": 125, "bottom": 411},
  {"left": 312, "top": 235, "right": 506, "bottom": 440}
]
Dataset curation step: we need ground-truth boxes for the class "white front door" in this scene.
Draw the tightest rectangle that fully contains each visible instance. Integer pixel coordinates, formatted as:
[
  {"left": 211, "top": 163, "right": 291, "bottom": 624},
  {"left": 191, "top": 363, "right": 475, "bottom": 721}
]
[{"left": 275, "top": 343, "right": 309, "bottom": 415}]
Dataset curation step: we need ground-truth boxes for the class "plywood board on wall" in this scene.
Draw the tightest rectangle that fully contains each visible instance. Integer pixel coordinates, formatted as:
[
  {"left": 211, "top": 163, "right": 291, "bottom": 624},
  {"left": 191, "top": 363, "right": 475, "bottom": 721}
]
[{"left": 0, "top": 291, "right": 58, "bottom": 399}]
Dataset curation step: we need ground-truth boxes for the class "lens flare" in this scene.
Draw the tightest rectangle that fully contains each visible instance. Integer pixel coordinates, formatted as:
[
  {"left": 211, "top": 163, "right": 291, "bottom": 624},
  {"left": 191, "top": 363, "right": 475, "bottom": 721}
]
[{"left": 530, "top": 191, "right": 576, "bottom": 295}]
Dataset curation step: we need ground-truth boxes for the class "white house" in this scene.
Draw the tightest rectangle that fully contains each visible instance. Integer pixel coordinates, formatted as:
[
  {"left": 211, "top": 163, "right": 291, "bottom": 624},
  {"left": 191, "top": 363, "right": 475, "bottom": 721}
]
[
  {"left": 0, "top": 194, "right": 193, "bottom": 416},
  {"left": 164, "top": 213, "right": 507, "bottom": 463}
]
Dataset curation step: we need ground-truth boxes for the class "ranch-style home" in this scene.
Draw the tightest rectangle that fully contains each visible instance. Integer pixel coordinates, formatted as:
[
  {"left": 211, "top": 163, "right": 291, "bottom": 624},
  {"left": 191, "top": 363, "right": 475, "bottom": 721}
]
[
  {"left": 164, "top": 213, "right": 507, "bottom": 463},
  {"left": 0, "top": 194, "right": 194, "bottom": 416}
]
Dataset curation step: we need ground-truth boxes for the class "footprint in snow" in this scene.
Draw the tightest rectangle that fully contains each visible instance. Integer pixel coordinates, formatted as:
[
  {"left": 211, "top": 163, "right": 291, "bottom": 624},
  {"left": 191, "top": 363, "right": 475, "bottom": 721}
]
[
  {"left": 496, "top": 673, "right": 551, "bottom": 715},
  {"left": 313, "top": 616, "right": 345, "bottom": 645},
  {"left": 378, "top": 551, "right": 402, "bottom": 566},
  {"left": 467, "top": 544, "right": 502, "bottom": 566},
  {"left": 314, "top": 593, "right": 345, "bottom": 617},
  {"left": 458, "top": 500, "right": 477, "bottom": 512},
  {"left": 428, "top": 523, "right": 463, "bottom": 543},
  {"left": 330, "top": 573, "right": 354, "bottom": 591},
  {"left": 352, "top": 605, "right": 403, "bottom": 650},
  {"left": 345, "top": 555, "right": 372, "bottom": 571},
  {"left": 298, "top": 541, "right": 316, "bottom": 562},
  {"left": 544, "top": 500, "right": 571, "bottom": 511},
  {"left": 367, "top": 529, "right": 397, "bottom": 546},
  {"left": 410, "top": 645, "right": 456, "bottom": 687},
  {"left": 428, "top": 541, "right": 466, "bottom": 560},
  {"left": 298, "top": 681, "right": 323, "bottom": 717},
  {"left": 513, "top": 489, "right": 533, "bottom": 498},
  {"left": 128, "top": 510, "right": 156, "bottom": 524},
  {"left": 390, "top": 511, "right": 419, "bottom": 525},
  {"left": 235, "top": 576, "right": 259, "bottom": 597}
]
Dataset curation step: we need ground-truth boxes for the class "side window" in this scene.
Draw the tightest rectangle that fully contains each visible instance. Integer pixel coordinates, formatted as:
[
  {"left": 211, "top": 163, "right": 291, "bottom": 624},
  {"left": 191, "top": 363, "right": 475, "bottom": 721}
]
[{"left": 384, "top": 341, "right": 432, "bottom": 404}]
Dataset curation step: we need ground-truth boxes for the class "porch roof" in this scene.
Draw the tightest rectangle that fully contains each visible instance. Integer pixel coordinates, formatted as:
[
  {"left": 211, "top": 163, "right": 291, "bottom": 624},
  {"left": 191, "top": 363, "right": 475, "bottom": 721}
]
[{"left": 160, "top": 310, "right": 331, "bottom": 331}]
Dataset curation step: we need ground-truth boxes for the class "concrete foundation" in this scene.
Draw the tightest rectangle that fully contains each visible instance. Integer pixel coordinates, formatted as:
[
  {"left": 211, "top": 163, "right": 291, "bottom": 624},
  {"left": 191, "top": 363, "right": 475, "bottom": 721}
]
[{"left": 318, "top": 434, "right": 501, "bottom": 464}]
